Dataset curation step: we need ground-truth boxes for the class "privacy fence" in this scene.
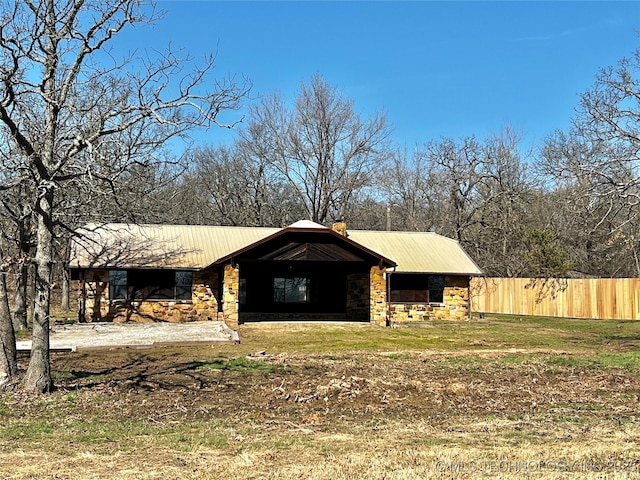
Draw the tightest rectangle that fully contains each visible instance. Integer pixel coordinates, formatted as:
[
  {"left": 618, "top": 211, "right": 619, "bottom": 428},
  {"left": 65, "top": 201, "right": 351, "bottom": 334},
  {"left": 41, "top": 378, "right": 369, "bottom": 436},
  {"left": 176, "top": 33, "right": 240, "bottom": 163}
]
[{"left": 471, "top": 277, "right": 640, "bottom": 321}]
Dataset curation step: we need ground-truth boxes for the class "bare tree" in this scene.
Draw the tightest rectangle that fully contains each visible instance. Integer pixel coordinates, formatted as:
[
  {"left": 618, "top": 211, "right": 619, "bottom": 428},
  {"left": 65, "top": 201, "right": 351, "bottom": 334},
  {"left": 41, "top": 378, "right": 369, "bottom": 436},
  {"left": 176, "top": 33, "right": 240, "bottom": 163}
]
[
  {"left": 183, "top": 145, "right": 303, "bottom": 226},
  {"left": 0, "top": 0, "right": 249, "bottom": 392},
  {"left": 239, "top": 74, "right": 392, "bottom": 224},
  {"left": 539, "top": 129, "right": 640, "bottom": 276},
  {"left": 382, "top": 148, "right": 437, "bottom": 232},
  {"left": 0, "top": 241, "right": 18, "bottom": 389},
  {"left": 387, "top": 129, "right": 537, "bottom": 276},
  {"left": 0, "top": 141, "right": 34, "bottom": 330},
  {"left": 472, "top": 129, "right": 537, "bottom": 276},
  {"left": 536, "top": 45, "right": 640, "bottom": 277},
  {"left": 417, "top": 136, "right": 489, "bottom": 243}
]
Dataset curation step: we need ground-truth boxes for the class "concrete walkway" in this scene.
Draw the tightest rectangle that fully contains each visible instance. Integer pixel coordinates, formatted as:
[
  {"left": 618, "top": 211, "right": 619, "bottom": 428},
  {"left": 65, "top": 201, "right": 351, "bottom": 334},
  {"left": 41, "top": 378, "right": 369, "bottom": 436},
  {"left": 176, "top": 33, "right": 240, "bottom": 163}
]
[{"left": 16, "top": 321, "right": 239, "bottom": 352}]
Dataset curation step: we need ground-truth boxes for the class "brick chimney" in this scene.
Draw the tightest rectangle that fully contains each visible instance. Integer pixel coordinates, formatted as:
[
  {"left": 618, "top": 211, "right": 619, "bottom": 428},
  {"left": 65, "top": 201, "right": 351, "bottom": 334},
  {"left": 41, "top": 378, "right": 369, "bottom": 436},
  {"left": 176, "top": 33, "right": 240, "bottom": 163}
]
[{"left": 331, "top": 221, "right": 348, "bottom": 237}]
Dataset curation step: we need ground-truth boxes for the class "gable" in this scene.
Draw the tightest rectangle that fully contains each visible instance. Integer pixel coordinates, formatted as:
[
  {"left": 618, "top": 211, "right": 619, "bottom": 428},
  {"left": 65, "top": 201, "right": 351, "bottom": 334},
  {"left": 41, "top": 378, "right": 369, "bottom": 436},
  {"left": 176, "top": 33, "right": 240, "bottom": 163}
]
[
  {"left": 215, "top": 228, "right": 395, "bottom": 267},
  {"left": 259, "top": 242, "right": 366, "bottom": 262}
]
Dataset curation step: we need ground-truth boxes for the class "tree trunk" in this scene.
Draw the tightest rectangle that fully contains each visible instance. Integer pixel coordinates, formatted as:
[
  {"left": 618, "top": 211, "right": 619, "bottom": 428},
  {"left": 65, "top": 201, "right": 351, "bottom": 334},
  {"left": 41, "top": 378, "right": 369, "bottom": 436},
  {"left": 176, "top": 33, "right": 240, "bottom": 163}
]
[
  {"left": 22, "top": 189, "right": 54, "bottom": 393},
  {"left": 0, "top": 247, "right": 18, "bottom": 389},
  {"left": 61, "top": 260, "right": 70, "bottom": 311},
  {"left": 12, "top": 201, "right": 32, "bottom": 331},
  {"left": 61, "top": 269, "right": 70, "bottom": 311},
  {"left": 13, "top": 261, "right": 29, "bottom": 331},
  {"left": 30, "top": 268, "right": 36, "bottom": 318}
]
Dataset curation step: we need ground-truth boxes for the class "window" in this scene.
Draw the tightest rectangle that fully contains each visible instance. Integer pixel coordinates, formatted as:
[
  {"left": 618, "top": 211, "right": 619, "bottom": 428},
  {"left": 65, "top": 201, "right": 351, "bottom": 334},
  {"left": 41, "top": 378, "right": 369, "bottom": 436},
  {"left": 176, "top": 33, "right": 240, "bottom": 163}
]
[
  {"left": 427, "top": 275, "right": 445, "bottom": 303},
  {"left": 109, "top": 270, "right": 128, "bottom": 300},
  {"left": 174, "top": 271, "right": 193, "bottom": 300},
  {"left": 108, "top": 269, "right": 192, "bottom": 301},
  {"left": 274, "top": 277, "right": 310, "bottom": 303},
  {"left": 389, "top": 274, "right": 445, "bottom": 304}
]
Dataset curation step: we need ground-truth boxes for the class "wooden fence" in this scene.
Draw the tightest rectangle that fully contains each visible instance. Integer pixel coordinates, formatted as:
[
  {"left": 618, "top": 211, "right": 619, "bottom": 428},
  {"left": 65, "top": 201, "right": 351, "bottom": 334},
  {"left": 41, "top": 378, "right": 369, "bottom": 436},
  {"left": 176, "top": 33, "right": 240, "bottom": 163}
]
[{"left": 471, "top": 277, "right": 640, "bottom": 321}]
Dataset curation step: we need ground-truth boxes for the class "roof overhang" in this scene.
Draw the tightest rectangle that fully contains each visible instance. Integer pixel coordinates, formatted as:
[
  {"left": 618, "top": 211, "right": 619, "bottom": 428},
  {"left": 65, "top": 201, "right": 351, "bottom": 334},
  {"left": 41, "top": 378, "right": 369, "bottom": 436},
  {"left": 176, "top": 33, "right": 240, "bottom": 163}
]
[{"left": 212, "top": 226, "right": 397, "bottom": 269}]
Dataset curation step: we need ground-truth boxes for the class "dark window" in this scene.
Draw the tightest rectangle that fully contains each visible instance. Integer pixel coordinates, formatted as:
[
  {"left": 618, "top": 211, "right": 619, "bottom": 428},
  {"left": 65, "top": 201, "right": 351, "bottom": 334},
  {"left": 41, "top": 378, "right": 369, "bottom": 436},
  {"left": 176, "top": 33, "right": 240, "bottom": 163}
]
[
  {"left": 109, "top": 269, "right": 192, "bottom": 301},
  {"left": 175, "top": 271, "right": 193, "bottom": 300},
  {"left": 428, "top": 275, "right": 445, "bottom": 303},
  {"left": 109, "top": 270, "right": 128, "bottom": 300},
  {"left": 389, "top": 274, "right": 445, "bottom": 304},
  {"left": 274, "top": 277, "right": 310, "bottom": 303}
]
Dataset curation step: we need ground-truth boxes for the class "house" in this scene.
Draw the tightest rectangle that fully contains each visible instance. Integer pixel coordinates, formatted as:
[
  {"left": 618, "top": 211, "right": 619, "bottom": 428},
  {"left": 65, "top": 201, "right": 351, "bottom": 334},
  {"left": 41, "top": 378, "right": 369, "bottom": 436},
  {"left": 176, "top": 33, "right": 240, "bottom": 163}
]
[{"left": 67, "top": 220, "right": 482, "bottom": 328}]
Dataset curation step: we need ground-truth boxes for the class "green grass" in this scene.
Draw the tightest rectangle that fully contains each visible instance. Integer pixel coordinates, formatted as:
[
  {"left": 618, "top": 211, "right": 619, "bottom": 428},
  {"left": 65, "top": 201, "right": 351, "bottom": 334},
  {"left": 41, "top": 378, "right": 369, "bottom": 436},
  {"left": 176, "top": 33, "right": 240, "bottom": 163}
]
[
  {"left": 540, "top": 351, "right": 640, "bottom": 370},
  {"left": 0, "top": 420, "right": 54, "bottom": 440},
  {"left": 173, "top": 429, "right": 229, "bottom": 450},
  {"left": 188, "top": 356, "right": 279, "bottom": 374},
  {"left": 51, "top": 370, "right": 75, "bottom": 381},
  {"left": 553, "top": 402, "right": 601, "bottom": 411},
  {"left": 438, "top": 351, "right": 640, "bottom": 372},
  {"left": 241, "top": 315, "right": 640, "bottom": 356},
  {"left": 597, "top": 351, "right": 640, "bottom": 370},
  {"left": 0, "top": 411, "right": 231, "bottom": 450},
  {"left": 386, "top": 353, "right": 414, "bottom": 360}
]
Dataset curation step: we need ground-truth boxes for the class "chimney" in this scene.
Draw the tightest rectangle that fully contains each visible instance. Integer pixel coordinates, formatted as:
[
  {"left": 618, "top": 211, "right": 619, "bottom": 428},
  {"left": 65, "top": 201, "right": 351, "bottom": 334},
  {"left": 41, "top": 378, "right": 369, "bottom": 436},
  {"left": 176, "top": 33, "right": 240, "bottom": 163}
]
[{"left": 331, "top": 221, "right": 348, "bottom": 237}]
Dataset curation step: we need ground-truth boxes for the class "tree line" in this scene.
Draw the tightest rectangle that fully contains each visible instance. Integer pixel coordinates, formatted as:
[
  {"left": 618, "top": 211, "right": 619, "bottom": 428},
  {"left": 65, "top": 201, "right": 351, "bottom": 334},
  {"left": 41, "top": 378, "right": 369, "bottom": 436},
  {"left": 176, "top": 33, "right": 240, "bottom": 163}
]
[
  {"left": 0, "top": 0, "right": 638, "bottom": 392},
  {"left": 145, "top": 58, "right": 640, "bottom": 280}
]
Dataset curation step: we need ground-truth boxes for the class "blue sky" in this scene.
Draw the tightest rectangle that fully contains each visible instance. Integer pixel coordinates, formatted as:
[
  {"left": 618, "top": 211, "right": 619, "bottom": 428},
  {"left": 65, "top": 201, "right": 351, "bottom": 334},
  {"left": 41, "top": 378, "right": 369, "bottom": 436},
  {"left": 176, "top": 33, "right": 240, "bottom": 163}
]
[{"left": 128, "top": 1, "right": 640, "bottom": 151}]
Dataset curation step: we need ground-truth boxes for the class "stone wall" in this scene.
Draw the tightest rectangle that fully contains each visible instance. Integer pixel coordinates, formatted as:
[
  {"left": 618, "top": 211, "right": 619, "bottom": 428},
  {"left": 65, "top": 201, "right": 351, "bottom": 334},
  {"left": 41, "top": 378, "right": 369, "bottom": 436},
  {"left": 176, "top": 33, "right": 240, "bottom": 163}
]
[
  {"left": 388, "top": 275, "right": 471, "bottom": 322},
  {"left": 78, "top": 268, "right": 220, "bottom": 324}
]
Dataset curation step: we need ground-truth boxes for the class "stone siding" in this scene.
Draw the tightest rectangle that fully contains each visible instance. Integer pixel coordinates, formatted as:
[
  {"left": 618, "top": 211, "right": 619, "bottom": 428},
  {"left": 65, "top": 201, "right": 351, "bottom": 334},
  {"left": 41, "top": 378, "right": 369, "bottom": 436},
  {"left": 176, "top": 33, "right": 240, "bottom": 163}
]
[
  {"left": 388, "top": 275, "right": 471, "bottom": 323},
  {"left": 79, "top": 269, "right": 220, "bottom": 324}
]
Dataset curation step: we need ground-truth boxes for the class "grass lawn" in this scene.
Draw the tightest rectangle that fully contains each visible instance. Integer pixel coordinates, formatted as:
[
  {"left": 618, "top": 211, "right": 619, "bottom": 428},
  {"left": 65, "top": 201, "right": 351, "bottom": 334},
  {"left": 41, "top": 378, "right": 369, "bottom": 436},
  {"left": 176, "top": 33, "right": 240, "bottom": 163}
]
[{"left": 1, "top": 315, "right": 639, "bottom": 479}]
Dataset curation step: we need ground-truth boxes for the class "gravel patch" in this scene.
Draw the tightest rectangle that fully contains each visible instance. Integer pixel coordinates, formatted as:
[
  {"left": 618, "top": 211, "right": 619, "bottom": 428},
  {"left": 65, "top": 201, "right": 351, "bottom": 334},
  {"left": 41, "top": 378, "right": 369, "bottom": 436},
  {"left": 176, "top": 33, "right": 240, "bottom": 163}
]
[{"left": 16, "top": 321, "right": 238, "bottom": 351}]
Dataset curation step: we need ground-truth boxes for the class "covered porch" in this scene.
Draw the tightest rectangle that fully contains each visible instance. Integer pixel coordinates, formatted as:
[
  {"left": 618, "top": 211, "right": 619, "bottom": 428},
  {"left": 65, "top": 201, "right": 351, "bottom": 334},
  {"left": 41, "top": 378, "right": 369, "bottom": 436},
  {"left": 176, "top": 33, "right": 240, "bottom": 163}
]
[{"left": 215, "top": 225, "right": 395, "bottom": 326}]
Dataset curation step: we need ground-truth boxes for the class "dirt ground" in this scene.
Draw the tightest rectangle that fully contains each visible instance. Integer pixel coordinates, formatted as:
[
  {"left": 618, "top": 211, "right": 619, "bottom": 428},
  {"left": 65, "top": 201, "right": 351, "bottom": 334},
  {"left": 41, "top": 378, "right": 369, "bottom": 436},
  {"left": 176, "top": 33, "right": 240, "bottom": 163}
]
[
  {"left": 48, "top": 342, "right": 639, "bottom": 429},
  {"left": 3, "top": 321, "right": 640, "bottom": 479}
]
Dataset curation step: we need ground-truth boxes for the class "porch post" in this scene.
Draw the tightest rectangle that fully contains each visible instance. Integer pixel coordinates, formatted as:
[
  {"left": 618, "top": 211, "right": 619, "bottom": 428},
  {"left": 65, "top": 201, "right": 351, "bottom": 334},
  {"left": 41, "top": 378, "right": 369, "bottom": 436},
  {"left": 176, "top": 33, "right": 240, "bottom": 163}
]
[
  {"left": 370, "top": 266, "right": 388, "bottom": 326},
  {"left": 222, "top": 264, "right": 240, "bottom": 329}
]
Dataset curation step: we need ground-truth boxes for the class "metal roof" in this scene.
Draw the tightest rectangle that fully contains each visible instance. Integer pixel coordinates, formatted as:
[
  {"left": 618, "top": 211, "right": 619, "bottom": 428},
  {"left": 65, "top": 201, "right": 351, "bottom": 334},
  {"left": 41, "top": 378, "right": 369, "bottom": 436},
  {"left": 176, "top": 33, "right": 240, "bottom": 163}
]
[
  {"left": 347, "top": 230, "right": 483, "bottom": 275},
  {"left": 68, "top": 223, "right": 482, "bottom": 275},
  {"left": 68, "top": 223, "right": 279, "bottom": 270}
]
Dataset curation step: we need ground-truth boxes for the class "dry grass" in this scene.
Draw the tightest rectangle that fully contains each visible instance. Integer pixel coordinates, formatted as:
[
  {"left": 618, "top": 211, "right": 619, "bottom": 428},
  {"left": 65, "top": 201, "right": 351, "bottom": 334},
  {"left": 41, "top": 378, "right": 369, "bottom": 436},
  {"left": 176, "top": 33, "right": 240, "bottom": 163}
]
[{"left": 1, "top": 316, "right": 640, "bottom": 479}]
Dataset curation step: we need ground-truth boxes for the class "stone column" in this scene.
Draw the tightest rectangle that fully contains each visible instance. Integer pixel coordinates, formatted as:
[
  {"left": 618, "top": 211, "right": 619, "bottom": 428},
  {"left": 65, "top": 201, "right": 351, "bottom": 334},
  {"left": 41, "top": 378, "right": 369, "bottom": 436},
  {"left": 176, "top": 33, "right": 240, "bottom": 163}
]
[
  {"left": 370, "top": 266, "right": 388, "bottom": 326},
  {"left": 222, "top": 264, "right": 240, "bottom": 329}
]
